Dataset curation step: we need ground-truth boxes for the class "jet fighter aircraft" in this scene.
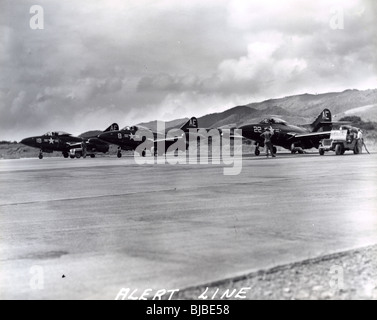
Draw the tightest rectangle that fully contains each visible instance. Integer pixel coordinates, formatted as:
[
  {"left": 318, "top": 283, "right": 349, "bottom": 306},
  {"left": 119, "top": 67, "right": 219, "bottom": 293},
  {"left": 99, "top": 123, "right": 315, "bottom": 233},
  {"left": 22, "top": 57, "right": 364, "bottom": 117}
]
[
  {"left": 97, "top": 117, "right": 198, "bottom": 158},
  {"left": 20, "top": 123, "right": 119, "bottom": 159},
  {"left": 236, "top": 109, "right": 339, "bottom": 155}
]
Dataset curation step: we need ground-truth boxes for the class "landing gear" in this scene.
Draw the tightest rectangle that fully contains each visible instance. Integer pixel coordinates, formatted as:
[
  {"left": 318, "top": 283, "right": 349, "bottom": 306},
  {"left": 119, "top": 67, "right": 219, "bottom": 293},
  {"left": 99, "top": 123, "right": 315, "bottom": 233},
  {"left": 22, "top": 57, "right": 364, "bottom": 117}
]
[
  {"left": 38, "top": 151, "right": 43, "bottom": 159},
  {"left": 63, "top": 152, "right": 69, "bottom": 158},
  {"left": 141, "top": 150, "right": 146, "bottom": 157},
  {"left": 90, "top": 154, "right": 95, "bottom": 158},
  {"left": 153, "top": 147, "right": 164, "bottom": 157},
  {"left": 151, "top": 147, "right": 159, "bottom": 157},
  {"left": 291, "top": 143, "right": 297, "bottom": 154},
  {"left": 290, "top": 143, "right": 304, "bottom": 154},
  {"left": 291, "top": 143, "right": 296, "bottom": 154},
  {"left": 117, "top": 147, "right": 122, "bottom": 158},
  {"left": 254, "top": 143, "right": 260, "bottom": 156}
]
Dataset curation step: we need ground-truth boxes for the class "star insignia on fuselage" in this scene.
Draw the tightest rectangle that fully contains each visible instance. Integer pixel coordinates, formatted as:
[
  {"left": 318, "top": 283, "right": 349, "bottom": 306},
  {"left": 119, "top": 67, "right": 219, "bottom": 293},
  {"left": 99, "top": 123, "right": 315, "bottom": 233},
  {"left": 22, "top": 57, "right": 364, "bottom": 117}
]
[{"left": 49, "top": 138, "right": 54, "bottom": 144}]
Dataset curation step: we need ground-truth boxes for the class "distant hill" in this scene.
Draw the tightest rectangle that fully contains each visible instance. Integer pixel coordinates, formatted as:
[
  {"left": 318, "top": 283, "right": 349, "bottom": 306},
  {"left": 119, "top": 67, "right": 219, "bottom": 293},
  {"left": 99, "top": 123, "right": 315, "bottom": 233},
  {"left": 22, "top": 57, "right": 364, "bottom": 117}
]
[
  {"left": 80, "top": 88, "right": 377, "bottom": 135},
  {"left": 138, "top": 118, "right": 190, "bottom": 132},
  {"left": 196, "top": 89, "right": 377, "bottom": 128},
  {"left": 91, "top": 88, "right": 377, "bottom": 145}
]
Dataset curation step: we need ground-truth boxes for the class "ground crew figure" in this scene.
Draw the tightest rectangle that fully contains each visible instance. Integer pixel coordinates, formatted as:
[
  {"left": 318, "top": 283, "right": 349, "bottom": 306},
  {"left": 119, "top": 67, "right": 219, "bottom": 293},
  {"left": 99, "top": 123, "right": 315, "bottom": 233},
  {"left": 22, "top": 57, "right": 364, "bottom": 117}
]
[
  {"left": 356, "top": 129, "right": 363, "bottom": 154},
  {"left": 260, "top": 127, "right": 275, "bottom": 158},
  {"left": 346, "top": 129, "right": 352, "bottom": 143}
]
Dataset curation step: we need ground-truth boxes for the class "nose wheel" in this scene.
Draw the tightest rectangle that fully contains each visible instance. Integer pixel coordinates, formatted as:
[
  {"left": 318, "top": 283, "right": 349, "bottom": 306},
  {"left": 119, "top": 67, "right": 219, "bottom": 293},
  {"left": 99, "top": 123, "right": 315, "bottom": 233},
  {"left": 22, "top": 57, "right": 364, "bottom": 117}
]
[
  {"left": 117, "top": 147, "right": 122, "bottom": 158},
  {"left": 254, "top": 143, "right": 260, "bottom": 156}
]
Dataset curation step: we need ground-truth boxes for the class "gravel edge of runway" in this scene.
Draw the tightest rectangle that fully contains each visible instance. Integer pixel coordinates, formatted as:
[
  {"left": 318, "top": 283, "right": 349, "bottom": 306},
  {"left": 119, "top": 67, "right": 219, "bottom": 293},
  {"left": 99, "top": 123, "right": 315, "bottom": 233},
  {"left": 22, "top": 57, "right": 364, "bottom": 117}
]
[{"left": 174, "top": 244, "right": 377, "bottom": 300}]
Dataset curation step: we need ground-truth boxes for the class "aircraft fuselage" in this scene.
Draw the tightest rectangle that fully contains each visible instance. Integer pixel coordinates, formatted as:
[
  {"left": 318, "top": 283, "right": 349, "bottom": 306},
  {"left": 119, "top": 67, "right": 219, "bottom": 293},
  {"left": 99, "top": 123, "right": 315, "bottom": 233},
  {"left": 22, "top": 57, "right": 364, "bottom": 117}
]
[
  {"left": 20, "top": 135, "right": 83, "bottom": 153},
  {"left": 239, "top": 123, "right": 318, "bottom": 150}
]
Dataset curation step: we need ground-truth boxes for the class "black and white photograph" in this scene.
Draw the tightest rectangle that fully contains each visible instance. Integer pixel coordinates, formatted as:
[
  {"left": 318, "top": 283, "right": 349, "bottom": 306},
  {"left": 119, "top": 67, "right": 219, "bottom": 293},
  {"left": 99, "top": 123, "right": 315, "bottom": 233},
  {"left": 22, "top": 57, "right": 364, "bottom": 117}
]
[{"left": 0, "top": 0, "right": 376, "bottom": 303}]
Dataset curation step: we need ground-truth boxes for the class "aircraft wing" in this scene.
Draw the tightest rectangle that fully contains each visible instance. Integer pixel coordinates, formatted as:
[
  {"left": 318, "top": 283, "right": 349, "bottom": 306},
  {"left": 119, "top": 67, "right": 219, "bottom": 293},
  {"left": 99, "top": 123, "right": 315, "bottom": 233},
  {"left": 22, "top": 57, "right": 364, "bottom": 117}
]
[
  {"left": 219, "top": 128, "right": 244, "bottom": 139},
  {"left": 228, "top": 133, "right": 244, "bottom": 139},
  {"left": 286, "top": 131, "right": 331, "bottom": 140},
  {"left": 65, "top": 141, "right": 84, "bottom": 147},
  {"left": 153, "top": 134, "right": 185, "bottom": 143}
]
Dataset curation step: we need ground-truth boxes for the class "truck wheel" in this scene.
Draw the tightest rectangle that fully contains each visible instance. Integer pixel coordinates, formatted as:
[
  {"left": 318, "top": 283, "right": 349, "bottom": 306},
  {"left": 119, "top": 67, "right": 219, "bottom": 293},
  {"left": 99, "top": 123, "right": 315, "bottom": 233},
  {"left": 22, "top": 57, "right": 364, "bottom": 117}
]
[
  {"left": 319, "top": 149, "right": 325, "bottom": 156},
  {"left": 90, "top": 154, "right": 95, "bottom": 158},
  {"left": 76, "top": 154, "right": 81, "bottom": 159},
  {"left": 70, "top": 155, "right": 75, "bottom": 159},
  {"left": 63, "top": 152, "right": 69, "bottom": 158},
  {"left": 335, "top": 144, "right": 343, "bottom": 155}
]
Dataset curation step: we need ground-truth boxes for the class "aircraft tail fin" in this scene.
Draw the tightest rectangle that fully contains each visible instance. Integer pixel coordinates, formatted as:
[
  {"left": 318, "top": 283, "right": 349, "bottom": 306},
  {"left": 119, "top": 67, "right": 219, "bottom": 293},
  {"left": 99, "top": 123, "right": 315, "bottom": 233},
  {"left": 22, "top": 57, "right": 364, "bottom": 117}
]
[
  {"left": 311, "top": 109, "right": 332, "bottom": 132},
  {"left": 104, "top": 123, "right": 119, "bottom": 132},
  {"left": 180, "top": 117, "right": 198, "bottom": 131}
]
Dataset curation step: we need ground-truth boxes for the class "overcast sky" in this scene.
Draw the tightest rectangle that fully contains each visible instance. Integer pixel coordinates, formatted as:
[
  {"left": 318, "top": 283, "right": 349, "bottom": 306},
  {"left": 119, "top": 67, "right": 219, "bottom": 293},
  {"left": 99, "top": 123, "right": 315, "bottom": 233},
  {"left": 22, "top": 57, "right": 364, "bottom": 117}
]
[{"left": 0, "top": 0, "right": 376, "bottom": 140}]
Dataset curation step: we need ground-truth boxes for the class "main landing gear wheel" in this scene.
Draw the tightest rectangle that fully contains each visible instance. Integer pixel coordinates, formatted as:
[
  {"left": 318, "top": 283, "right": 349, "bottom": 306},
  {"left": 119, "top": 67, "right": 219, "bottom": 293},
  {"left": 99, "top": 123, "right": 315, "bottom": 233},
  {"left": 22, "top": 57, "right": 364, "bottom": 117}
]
[
  {"left": 38, "top": 153, "right": 43, "bottom": 159},
  {"left": 141, "top": 150, "right": 146, "bottom": 157},
  {"left": 255, "top": 148, "right": 260, "bottom": 156},
  {"left": 319, "top": 149, "right": 325, "bottom": 156}
]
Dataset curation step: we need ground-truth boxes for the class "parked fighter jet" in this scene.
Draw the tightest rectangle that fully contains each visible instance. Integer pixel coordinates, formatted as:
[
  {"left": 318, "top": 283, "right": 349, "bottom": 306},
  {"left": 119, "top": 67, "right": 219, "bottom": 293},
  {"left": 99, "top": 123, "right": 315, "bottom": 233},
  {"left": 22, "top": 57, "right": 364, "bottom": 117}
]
[
  {"left": 20, "top": 123, "right": 119, "bottom": 159},
  {"left": 236, "top": 109, "right": 339, "bottom": 155},
  {"left": 97, "top": 117, "right": 198, "bottom": 157}
]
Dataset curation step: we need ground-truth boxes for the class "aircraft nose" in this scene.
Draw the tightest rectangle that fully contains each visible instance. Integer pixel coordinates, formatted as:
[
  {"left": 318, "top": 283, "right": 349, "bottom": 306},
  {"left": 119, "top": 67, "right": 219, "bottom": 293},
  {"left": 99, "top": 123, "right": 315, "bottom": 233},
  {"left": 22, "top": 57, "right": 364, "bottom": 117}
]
[{"left": 20, "top": 137, "right": 33, "bottom": 146}]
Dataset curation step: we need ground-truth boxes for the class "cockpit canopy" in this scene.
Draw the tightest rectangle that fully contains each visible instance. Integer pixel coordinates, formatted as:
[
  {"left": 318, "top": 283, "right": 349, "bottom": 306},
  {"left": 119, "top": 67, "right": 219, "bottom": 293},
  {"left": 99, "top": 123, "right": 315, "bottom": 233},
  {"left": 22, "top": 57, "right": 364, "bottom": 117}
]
[
  {"left": 121, "top": 125, "right": 151, "bottom": 132},
  {"left": 122, "top": 125, "right": 139, "bottom": 131},
  {"left": 259, "top": 117, "right": 287, "bottom": 125},
  {"left": 43, "top": 131, "right": 71, "bottom": 137}
]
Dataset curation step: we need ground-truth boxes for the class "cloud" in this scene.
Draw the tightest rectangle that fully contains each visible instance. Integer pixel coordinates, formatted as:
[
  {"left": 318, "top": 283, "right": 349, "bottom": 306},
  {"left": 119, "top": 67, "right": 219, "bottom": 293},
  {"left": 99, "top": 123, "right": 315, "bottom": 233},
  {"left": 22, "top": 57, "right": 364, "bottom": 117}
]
[{"left": 0, "top": 0, "right": 376, "bottom": 141}]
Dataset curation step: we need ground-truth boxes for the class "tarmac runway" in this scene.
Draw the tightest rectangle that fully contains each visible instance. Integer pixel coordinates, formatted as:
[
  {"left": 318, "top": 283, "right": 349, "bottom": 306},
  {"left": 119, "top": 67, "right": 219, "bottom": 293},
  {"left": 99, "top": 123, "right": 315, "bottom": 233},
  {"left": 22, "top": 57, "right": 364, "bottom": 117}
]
[{"left": 0, "top": 152, "right": 376, "bottom": 299}]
